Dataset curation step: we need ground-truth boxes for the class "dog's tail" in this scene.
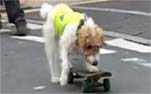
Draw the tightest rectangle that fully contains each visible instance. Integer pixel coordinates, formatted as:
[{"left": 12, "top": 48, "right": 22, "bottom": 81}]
[{"left": 40, "top": 3, "right": 53, "bottom": 19}]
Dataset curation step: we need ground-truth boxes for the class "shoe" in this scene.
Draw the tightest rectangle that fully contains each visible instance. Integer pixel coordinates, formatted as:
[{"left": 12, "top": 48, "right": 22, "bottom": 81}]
[{"left": 13, "top": 19, "right": 28, "bottom": 36}]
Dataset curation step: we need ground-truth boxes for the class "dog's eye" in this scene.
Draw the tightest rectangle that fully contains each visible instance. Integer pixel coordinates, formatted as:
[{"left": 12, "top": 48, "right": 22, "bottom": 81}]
[
  {"left": 96, "top": 46, "right": 100, "bottom": 49},
  {"left": 86, "top": 45, "right": 92, "bottom": 49},
  {"left": 95, "top": 45, "right": 102, "bottom": 51}
]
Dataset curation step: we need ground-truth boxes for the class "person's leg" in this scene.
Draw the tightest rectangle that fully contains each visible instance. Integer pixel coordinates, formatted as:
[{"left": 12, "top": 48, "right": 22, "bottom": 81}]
[
  {"left": 0, "top": 0, "right": 3, "bottom": 29},
  {"left": 4, "top": 0, "right": 28, "bottom": 36},
  {"left": 0, "top": 14, "right": 2, "bottom": 29}
]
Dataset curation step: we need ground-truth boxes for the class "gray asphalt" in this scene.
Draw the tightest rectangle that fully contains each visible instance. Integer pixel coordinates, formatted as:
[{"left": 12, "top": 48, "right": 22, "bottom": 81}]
[
  {"left": 72, "top": 0, "right": 151, "bottom": 39},
  {"left": 26, "top": 0, "right": 151, "bottom": 39},
  {"left": 1, "top": 30, "right": 150, "bottom": 93},
  {"left": 73, "top": 8, "right": 150, "bottom": 39},
  {"left": 1, "top": 0, "right": 151, "bottom": 93},
  {"left": 76, "top": 0, "right": 151, "bottom": 12}
]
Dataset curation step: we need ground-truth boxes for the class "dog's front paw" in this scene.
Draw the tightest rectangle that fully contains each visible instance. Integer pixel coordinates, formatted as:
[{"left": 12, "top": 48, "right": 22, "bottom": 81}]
[
  {"left": 51, "top": 77, "right": 60, "bottom": 84},
  {"left": 92, "top": 66, "right": 99, "bottom": 72},
  {"left": 89, "top": 65, "right": 99, "bottom": 72}
]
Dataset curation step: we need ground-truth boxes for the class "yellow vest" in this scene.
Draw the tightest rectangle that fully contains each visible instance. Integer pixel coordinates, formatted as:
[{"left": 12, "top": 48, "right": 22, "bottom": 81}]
[{"left": 53, "top": 4, "right": 84, "bottom": 36}]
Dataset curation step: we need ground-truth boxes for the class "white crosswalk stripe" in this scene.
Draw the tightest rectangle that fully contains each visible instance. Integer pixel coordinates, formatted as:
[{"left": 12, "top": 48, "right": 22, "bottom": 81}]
[
  {"left": 99, "top": 48, "right": 116, "bottom": 54},
  {"left": 73, "top": 6, "right": 151, "bottom": 16},
  {"left": 106, "top": 38, "right": 151, "bottom": 53},
  {"left": 0, "top": 29, "right": 11, "bottom": 33},
  {"left": 121, "top": 57, "right": 151, "bottom": 68},
  {"left": 11, "top": 35, "right": 151, "bottom": 54},
  {"left": 27, "top": 23, "right": 43, "bottom": 30},
  {"left": 11, "top": 35, "right": 44, "bottom": 43},
  {"left": 11, "top": 35, "right": 116, "bottom": 55}
]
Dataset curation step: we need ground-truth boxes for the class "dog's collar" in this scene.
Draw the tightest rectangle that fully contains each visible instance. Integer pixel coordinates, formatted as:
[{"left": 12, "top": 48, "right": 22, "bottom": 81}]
[
  {"left": 76, "top": 19, "right": 85, "bottom": 47},
  {"left": 76, "top": 19, "right": 84, "bottom": 45},
  {"left": 76, "top": 14, "right": 88, "bottom": 37},
  {"left": 77, "top": 14, "right": 88, "bottom": 30},
  {"left": 76, "top": 14, "right": 88, "bottom": 53}
]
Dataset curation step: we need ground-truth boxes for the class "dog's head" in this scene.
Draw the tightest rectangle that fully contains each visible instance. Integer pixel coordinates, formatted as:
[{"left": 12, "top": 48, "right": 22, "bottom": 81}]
[{"left": 78, "top": 19, "right": 104, "bottom": 66}]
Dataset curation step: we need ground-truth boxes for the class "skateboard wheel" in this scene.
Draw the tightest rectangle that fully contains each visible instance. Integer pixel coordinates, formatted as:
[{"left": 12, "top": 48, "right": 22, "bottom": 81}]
[
  {"left": 68, "top": 72, "right": 74, "bottom": 84},
  {"left": 103, "top": 79, "right": 110, "bottom": 91},
  {"left": 82, "top": 80, "right": 89, "bottom": 93}
]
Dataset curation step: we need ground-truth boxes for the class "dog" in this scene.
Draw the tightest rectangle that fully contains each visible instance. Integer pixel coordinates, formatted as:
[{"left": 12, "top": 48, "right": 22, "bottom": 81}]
[{"left": 40, "top": 3, "right": 104, "bottom": 86}]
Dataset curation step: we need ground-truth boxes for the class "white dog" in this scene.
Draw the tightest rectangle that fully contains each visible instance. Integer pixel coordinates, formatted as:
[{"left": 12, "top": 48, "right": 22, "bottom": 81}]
[{"left": 40, "top": 3, "right": 104, "bottom": 86}]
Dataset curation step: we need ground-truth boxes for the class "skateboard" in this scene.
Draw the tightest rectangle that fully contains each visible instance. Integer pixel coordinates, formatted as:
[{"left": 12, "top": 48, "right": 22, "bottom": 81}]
[{"left": 67, "top": 70, "right": 112, "bottom": 93}]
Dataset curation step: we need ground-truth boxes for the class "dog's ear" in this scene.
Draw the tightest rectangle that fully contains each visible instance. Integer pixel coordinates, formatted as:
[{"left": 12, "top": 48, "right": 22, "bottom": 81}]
[
  {"left": 93, "top": 25, "right": 105, "bottom": 46},
  {"left": 85, "top": 17, "right": 95, "bottom": 26},
  {"left": 78, "top": 25, "right": 89, "bottom": 48}
]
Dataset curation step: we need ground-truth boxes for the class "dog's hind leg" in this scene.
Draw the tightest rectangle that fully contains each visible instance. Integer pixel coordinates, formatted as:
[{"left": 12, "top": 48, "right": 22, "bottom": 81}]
[
  {"left": 53, "top": 43, "right": 61, "bottom": 81},
  {"left": 43, "top": 15, "right": 60, "bottom": 84}
]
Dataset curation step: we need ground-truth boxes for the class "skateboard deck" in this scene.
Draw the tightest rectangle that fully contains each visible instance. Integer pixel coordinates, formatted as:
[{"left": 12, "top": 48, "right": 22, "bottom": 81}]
[
  {"left": 79, "top": 71, "right": 112, "bottom": 89},
  {"left": 73, "top": 71, "right": 112, "bottom": 78}
]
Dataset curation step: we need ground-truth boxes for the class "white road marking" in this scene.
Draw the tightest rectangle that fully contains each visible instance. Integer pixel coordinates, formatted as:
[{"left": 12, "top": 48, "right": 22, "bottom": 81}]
[
  {"left": 33, "top": 85, "right": 46, "bottom": 90},
  {"left": 106, "top": 38, "right": 151, "bottom": 53},
  {"left": 6, "top": 23, "right": 15, "bottom": 27},
  {"left": 100, "top": 48, "right": 116, "bottom": 54},
  {"left": 11, "top": 36, "right": 151, "bottom": 53},
  {"left": 142, "top": 63, "right": 151, "bottom": 68},
  {"left": 121, "top": 57, "right": 146, "bottom": 62},
  {"left": 0, "top": 29, "right": 11, "bottom": 33},
  {"left": 2, "top": 19, "right": 43, "bottom": 30},
  {"left": 1, "top": 19, "right": 8, "bottom": 23},
  {"left": 11, "top": 35, "right": 44, "bottom": 43},
  {"left": 10, "top": 35, "right": 151, "bottom": 68},
  {"left": 74, "top": 6, "right": 151, "bottom": 16},
  {"left": 11, "top": 35, "right": 117, "bottom": 55},
  {"left": 71, "top": 0, "right": 111, "bottom": 5},
  {"left": 27, "top": 23, "right": 42, "bottom": 30},
  {"left": 27, "top": 19, "right": 43, "bottom": 25},
  {"left": 121, "top": 57, "right": 151, "bottom": 68},
  {"left": 105, "top": 31, "right": 150, "bottom": 45}
]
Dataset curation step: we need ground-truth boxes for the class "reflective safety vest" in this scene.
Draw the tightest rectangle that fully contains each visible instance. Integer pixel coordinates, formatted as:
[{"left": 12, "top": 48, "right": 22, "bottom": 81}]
[{"left": 53, "top": 4, "right": 84, "bottom": 36}]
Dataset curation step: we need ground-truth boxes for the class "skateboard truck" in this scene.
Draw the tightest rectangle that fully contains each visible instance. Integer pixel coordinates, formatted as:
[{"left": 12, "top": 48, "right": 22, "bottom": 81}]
[{"left": 67, "top": 69, "right": 112, "bottom": 93}]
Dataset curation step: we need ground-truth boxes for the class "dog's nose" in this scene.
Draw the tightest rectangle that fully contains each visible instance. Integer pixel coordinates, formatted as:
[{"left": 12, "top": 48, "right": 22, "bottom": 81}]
[{"left": 92, "top": 61, "right": 98, "bottom": 66}]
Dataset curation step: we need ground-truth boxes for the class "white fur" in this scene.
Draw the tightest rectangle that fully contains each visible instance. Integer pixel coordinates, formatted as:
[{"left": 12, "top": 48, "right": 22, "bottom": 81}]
[
  {"left": 85, "top": 62, "right": 99, "bottom": 72},
  {"left": 87, "top": 54, "right": 100, "bottom": 71},
  {"left": 40, "top": 3, "right": 99, "bottom": 86},
  {"left": 85, "top": 17, "right": 95, "bottom": 26},
  {"left": 87, "top": 55, "right": 96, "bottom": 63},
  {"left": 40, "top": 3, "right": 53, "bottom": 19}
]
